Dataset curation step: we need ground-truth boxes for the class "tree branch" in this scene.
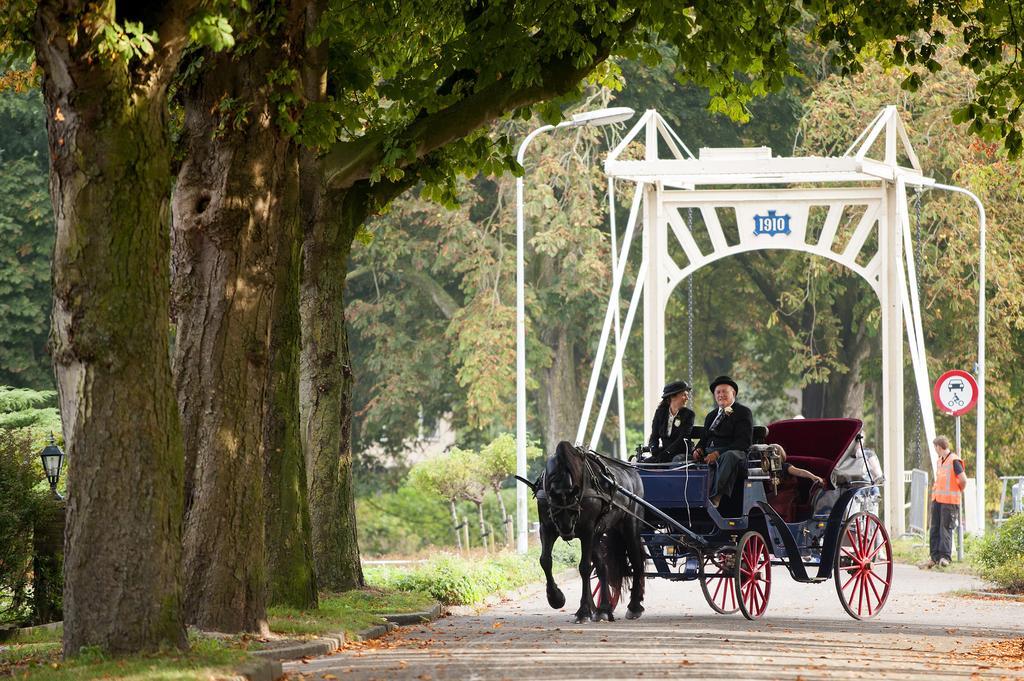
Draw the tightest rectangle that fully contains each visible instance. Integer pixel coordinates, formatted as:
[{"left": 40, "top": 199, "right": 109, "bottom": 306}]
[
  {"left": 322, "top": 11, "right": 640, "bottom": 189},
  {"left": 149, "top": 0, "right": 205, "bottom": 91},
  {"left": 735, "top": 252, "right": 803, "bottom": 337},
  {"left": 401, "top": 269, "right": 461, "bottom": 320}
]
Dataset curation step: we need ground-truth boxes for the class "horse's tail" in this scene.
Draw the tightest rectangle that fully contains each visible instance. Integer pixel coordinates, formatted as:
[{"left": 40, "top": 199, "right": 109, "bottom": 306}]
[{"left": 597, "top": 530, "right": 630, "bottom": 607}]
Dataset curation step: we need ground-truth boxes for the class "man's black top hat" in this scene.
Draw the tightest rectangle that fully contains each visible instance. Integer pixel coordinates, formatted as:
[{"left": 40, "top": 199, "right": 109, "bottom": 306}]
[
  {"left": 709, "top": 375, "right": 739, "bottom": 395},
  {"left": 661, "top": 380, "right": 692, "bottom": 399}
]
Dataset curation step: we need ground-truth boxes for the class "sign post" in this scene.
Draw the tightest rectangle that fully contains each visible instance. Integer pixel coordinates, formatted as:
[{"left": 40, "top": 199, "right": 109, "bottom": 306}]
[{"left": 933, "top": 370, "right": 979, "bottom": 560}]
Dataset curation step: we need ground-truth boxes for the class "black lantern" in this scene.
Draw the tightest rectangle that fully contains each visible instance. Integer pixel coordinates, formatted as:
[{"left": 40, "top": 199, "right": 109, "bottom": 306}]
[{"left": 39, "top": 432, "right": 64, "bottom": 500}]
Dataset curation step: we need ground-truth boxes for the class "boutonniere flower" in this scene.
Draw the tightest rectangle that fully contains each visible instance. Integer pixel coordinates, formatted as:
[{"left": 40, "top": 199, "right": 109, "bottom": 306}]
[
  {"left": 673, "top": 417, "right": 682, "bottom": 427},
  {"left": 724, "top": 406, "right": 734, "bottom": 416}
]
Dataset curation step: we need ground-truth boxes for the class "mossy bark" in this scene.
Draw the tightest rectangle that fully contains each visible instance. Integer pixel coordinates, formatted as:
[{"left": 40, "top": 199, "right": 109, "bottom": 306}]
[
  {"left": 299, "top": 186, "right": 366, "bottom": 592},
  {"left": 171, "top": 39, "right": 313, "bottom": 629},
  {"left": 264, "top": 209, "right": 318, "bottom": 609},
  {"left": 34, "top": 4, "right": 187, "bottom": 655}
]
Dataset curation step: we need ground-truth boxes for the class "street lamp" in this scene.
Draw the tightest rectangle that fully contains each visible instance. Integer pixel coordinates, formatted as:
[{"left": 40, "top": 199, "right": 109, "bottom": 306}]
[
  {"left": 39, "top": 432, "right": 65, "bottom": 500},
  {"left": 515, "top": 106, "right": 635, "bottom": 553}
]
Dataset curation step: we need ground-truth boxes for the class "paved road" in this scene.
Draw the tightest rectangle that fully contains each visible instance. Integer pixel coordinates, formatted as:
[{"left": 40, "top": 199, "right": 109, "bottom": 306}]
[{"left": 285, "top": 565, "right": 1024, "bottom": 680}]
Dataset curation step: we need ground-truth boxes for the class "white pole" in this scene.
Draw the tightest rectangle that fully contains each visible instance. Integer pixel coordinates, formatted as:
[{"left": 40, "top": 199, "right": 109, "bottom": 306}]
[
  {"left": 608, "top": 178, "right": 628, "bottom": 459},
  {"left": 956, "top": 415, "right": 964, "bottom": 560},
  {"left": 514, "top": 109, "right": 635, "bottom": 553},
  {"left": 928, "top": 183, "right": 986, "bottom": 534},
  {"left": 516, "top": 125, "right": 552, "bottom": 554}
]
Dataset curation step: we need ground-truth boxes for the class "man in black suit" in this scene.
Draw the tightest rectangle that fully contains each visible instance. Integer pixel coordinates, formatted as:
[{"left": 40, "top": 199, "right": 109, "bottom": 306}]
[
  {"left": 646, "top": 380, "right": 695, "bottom": 463},
  {"left": 693, "top": 375, "right": 753, "bottom": 508}
]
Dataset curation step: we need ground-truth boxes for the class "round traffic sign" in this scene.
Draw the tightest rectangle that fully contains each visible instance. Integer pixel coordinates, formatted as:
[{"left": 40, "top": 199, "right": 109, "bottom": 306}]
[{"left": 933, "top": 370, "right": 978, "bottom": 417}]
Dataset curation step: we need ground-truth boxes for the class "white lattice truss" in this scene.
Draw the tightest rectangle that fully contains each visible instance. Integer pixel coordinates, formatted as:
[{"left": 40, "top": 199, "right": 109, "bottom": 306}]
[{"left": 575, "top": 107, "right": 988, "bottom": 535}]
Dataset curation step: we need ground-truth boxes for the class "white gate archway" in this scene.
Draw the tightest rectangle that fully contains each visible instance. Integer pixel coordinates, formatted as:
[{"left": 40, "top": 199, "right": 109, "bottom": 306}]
[{"left": 574, "top": 107, "right": 987, "bottom": 535}]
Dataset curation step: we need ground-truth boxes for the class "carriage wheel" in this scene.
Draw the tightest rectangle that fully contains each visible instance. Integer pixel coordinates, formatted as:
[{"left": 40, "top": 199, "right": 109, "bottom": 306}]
[
  {"left": 734, "top": 531, "right": 772, "bottom": 620},
  {"left": 834, "top": 511, "right": 892, "bottom": 620},
  {"left": 699, "top": 550, "right": 739, "bottom": 614},
  {"left": 590, "top": 568, "right": 620, "bottom": 611}
]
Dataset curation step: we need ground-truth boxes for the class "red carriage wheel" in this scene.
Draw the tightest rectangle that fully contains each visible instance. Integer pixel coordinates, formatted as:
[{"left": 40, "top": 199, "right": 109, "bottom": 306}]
[
  {"left": 699, "top": 550, "right": 739, "bottom": 614},
  {"left": 734, "top": 531, "right": 772, "bottom": 620},
  {"left": 590, "top": 568, "right": 620, "bottom": 610},
  {"left": 834, "top": 511, "right": 892, "bottom": 620}
]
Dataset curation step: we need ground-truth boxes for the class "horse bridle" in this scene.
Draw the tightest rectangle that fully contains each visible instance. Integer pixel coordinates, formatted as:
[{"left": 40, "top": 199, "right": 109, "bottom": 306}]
[{"left": 545, "top": 453, "right": 616, "bottom": 536}]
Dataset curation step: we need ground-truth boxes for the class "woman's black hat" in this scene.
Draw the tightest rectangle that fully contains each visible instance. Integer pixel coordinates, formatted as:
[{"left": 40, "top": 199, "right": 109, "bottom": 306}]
[
  {"left": 709, "top": 375, "right": 739, "bottom": 395},
  {"left": 661, "top": 380, "right": 692, "bottom": 399}
]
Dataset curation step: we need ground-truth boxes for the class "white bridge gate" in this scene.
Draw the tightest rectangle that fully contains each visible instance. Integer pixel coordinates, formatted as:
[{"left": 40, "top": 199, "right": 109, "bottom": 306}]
[{"left": 573, "top": 107, "right": 987, "bottom": 536}]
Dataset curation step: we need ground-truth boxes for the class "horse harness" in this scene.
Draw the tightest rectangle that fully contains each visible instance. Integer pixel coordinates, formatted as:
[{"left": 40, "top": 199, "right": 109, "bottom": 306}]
[
  {"left": 535, "top": 448, "right": 694, "bottom": 542},
  {"left": 540, "top": 448, "right": 633, "bottom": 534}
]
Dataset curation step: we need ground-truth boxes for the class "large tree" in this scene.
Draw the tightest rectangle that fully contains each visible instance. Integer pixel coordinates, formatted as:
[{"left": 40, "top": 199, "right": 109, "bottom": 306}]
[
  {"left": 18, "top": 0, "right": 202, "bottom": 655},
  {"left": 171, "top": 0, "right": 316, "bottom": 632}
]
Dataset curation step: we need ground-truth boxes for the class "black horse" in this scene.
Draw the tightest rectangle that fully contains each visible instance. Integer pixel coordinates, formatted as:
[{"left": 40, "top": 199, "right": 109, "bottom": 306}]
[{"left": 524, "top": 441, "right": 646, "bottom": 623}]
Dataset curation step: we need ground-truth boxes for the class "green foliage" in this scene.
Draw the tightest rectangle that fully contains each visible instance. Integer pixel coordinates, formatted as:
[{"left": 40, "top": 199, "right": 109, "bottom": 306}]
[
  {"left": 363, "top": 450, "right": 531, "bottom": 556},
  {"left": 0, "top": 387, "right": 60, "bottom": 446},
  {"left": 188, "top": 13, "right": 236, "bottom": 52},
  {"left": 0, "top": 81, "right": 53, "bottom": 389},
  {"left": 365, "top": 548, "right": 580, "bottom": 605},
  {"left": 975, "top": 514, "right": 1024, "bottom": 591},
  {"left": 0, "top": 429, "right": 47, "bottom": 624},
  {"left": 357, "top": 484, "right": 457, "bottom": 555},
  {"left": 96, "top": 21, "right": 158, "bottom": 62},
  {"left": 479, "top": 433, "right": 542, "bottom": 488}
]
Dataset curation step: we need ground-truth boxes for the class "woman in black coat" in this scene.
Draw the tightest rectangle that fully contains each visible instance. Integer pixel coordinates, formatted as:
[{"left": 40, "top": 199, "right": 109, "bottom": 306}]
[{"left": 646, "top": 380, "right": 695, "bottom": 463}]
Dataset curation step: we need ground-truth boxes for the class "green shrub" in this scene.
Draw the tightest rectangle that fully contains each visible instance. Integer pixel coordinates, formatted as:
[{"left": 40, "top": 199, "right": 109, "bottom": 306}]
[
  {"left": 0, "top": 429, "right": 47, "bottom": 624},
  {"left": 975, "top": 513, "right": 1024, "bottom": 592}
]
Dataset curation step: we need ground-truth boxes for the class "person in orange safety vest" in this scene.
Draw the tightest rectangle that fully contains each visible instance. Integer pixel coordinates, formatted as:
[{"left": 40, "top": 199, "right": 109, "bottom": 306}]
[{"left": 926, "top": 435, "right": 967, "bottom": 568}]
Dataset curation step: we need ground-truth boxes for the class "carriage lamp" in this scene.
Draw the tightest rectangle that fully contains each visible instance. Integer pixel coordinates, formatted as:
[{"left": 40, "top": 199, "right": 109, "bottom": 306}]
[{"left": 39, "top": 432, "right": 65, "bottom": 500}]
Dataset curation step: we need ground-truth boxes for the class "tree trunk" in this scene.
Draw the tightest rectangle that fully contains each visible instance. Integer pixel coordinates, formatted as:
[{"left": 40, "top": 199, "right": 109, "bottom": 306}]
[
  {"left": 475, "top": 501, "right": 489, "bottom": 553},
  {"left": 449, "top": 500, "right": 463, "bottom": 552},
  {"left": 493, "top": 485, "right": 511, "bottom": 546},
  {"left": 172, "top": 43, "right": 308, "bottom": 630},
  {"left": 35, "top": 5, "right": 187, "bottom": 655},
  {"left": 263, "top": 185, "right": 318, "bottom": 609},
  {"left": 299, "top": 185, "right": 367, "bottom": 591},
  {"left": 800, "top": 291, "right": 872, "bottom": 420},
  {"left": 536, "top": 326, "right": 584, "bottom": 453}
]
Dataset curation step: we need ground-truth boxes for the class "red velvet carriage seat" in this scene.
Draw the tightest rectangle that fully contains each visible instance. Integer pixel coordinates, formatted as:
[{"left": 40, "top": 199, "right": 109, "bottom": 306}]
[{"left": 763, "top": 418, "right": 862, "bottom": 523}]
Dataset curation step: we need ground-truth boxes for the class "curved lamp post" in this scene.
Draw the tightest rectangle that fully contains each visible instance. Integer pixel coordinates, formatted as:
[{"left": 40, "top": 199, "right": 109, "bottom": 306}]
[{"left": 515, "top": 106, "right": 635, "bottom": 553}]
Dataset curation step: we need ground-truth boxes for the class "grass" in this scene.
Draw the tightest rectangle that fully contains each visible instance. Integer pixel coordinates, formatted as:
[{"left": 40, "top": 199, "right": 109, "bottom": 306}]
[
  {"left": 0, "top": 635, "right": 248, "bottom": 680},
  {"left": 2, "top": 624, "right": 62, "bottom": 645},
  {"left": 0, "top": 585, "right": 441, "bottom": 679},
  {"left": 268, "top": 588, "right": 436, "bottom": 636},
  {"left": 891, "top": 535, "right": 979, "bottom": 574}
]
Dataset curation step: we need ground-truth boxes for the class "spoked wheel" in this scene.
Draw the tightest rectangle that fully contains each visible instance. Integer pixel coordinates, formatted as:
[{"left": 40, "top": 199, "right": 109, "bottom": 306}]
[
  {"left": 699, "top": 549, "right": 739, "bottom": 614},
  {"left": 590, "top": 567, "right": 620, "bottom": 611},
  {"left": 735, "top": 531, "right": 772, "bottom": 620},
  {"left": 834, "top": 511, "right": 893, "bottom": 619}
]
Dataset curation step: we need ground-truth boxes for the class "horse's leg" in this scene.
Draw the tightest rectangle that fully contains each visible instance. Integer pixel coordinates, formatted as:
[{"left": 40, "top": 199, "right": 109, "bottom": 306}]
[
  {"left": 624, "top": 515, "right": 646, "bottom": 620},
  {"left": 574, "top": 530, "right": 595, "bottom": 624},
  {"left": 594, "top": 534, "right": 615, "bottom": 622},
  {"left": 539, "top": 520, "right": 565, "bottom": 609}
]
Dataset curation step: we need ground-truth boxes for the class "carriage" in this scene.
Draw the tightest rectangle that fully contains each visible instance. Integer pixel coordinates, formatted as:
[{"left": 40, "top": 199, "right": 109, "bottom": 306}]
[{"left": 600, "top": 417, "right": 893, "bottom": 620}]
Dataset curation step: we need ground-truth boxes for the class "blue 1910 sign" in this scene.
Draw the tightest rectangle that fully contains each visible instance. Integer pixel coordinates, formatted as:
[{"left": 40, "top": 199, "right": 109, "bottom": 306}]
[{"left": 753, "top": 210, "right": 791, "bottom": 237}]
